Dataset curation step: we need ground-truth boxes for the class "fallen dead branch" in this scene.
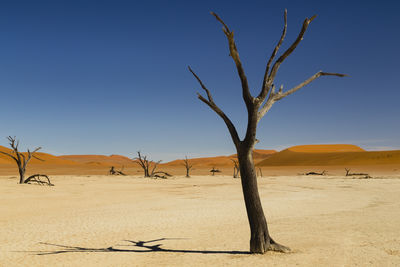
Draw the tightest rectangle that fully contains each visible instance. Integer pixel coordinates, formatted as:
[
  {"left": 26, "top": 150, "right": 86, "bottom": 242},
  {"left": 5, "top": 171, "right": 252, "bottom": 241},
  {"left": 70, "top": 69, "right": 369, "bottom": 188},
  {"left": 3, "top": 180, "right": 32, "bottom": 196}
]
[
  {"left": 305, "top": 170, "right": 326, "bottom": 176},
  {"left": 109, "top": 166, "right": 127, "bottom": 176},
  {"left": 24, "top": 174, "right": 54, "bottom": 186},
  {"left": 345, "top": 168, "right": 371, "bottom": 179}
]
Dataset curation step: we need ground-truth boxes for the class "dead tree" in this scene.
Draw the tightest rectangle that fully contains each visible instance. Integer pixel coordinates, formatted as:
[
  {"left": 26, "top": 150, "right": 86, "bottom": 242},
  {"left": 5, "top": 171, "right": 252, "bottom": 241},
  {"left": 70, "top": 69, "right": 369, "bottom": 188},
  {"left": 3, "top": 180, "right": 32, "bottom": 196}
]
[
  {"left": 345, "top": 168, "right": 370, "bottom": 178},
  {"left": 183, "top": 156, "right": 193, "bottom": 177},
  {"left": 109, "top": 166, "right": 127, "bottom": 176},
  {"left": 24, "top": 174, "right": 54, "bottom": 186},
  {"left": 189, "top": 10, "right": 346, "bottom": 253},
  {"left": 135, "top": 151, "right": 154, "bottom": 177},
  {"left": 306, "top": 170, "right": 326, "bottom": 176},
  {"left": 134, "top": 151, "right": 170, "bottom": 178},
  {"left": 210, "top": 167, "right": 221, "bottom": 176},
  {"left": 231, "top": 159, "right": 240, "bottom": 178},
  {"left": 0, "top": 136, "right": 43, "bottom": 184},
  {"left": 257, "top": 167, "right": 263, "bottom": 178}
]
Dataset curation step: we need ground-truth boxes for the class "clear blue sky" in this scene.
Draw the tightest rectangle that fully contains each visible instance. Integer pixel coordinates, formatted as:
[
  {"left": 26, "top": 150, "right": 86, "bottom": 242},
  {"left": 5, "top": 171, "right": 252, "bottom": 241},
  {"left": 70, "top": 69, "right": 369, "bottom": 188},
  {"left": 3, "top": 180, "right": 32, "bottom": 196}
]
[{"left": 0, "top": 0, "right": 399, "bottom": 161}]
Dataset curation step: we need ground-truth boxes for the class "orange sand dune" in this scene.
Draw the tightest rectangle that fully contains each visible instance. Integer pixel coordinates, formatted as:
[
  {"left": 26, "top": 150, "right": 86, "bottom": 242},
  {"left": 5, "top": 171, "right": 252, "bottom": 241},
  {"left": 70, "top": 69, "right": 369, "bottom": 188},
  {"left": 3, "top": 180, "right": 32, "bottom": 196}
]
[
  {"left": 0, "top": 145, "right": 77, "bottom": 165},
  {"left": 59, "top": 154, "right": 136, "bottom": 167},
  {"left": 163, "top": 149, "right": 276, "bottom": 168},
  {"left": 287, "top": 144, "right": 364, "bottom": 153},
  {"left": 257, "top": 149, "right": 400, "bottom": 166}
]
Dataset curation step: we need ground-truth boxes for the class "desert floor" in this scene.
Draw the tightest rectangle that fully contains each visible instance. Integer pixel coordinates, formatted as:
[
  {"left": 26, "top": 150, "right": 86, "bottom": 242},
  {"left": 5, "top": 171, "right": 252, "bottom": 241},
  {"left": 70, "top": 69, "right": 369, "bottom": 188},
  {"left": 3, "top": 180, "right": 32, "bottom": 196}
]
[{"left": 1, "top": 174, "right": 400, "bottom": 266}]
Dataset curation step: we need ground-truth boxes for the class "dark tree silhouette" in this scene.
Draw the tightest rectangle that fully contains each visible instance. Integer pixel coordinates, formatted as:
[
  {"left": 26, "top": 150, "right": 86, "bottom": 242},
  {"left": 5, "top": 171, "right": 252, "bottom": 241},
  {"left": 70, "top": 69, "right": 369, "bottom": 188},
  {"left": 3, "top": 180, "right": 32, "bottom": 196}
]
[
  {"left": 109, "top": 166, "right": 127, "bottom": 176},
  {"left": 210, "top": 167, "right": 221, "bottom": 176},
  {"left": 189, "top": 10, "right": 346, "bottom": 253},
  {"left": 134, "top": 151, "right": 160, "bottom": 177},
  {"left": 183, "top": 156, "right": 193, "bottom": 177},
  {"left": 134, "top": 151, "right": 171, "bottom": 178},
  {"left": 0, "top": 136, "right": 43, "bottom": 184}
]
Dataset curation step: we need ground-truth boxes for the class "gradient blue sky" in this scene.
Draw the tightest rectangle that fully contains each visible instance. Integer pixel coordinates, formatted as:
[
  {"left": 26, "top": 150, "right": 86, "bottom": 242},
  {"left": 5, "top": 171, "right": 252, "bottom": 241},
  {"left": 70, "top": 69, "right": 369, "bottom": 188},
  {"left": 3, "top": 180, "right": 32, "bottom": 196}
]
[{"left": 0, "top": 0, "right": 399, "bottom": 161}]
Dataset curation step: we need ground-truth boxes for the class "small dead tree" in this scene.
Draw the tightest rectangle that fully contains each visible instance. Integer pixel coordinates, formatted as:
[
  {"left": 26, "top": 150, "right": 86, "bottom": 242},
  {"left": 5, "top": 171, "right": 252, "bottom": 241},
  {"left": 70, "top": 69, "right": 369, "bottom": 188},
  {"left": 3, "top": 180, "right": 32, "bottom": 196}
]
[
  {"left": 189, "top": 10, "right": 346, "bottom": 253},
  {"left": 0, "top": 136, "right": 43, "bottom": 184},
  {"left": 134, "top": 151, "right": 170, "bottom": 178},
  {"left": 210, "top": 167, "right": 221, "bottom": 176},
  {"left": 231, "top": 159, "right": 240, "bottom": 178},
  {"left": 135, "top": 151, "right": 154, "bottom": 177},
  {"left": 183, "top": 156, "right": 193, "bottom": 177},
  {"left": 257, "top": 167, "right": 263, "bottom": 178},
  {"left": 109, "top": 166, "right": 127, "bottom": 176}
]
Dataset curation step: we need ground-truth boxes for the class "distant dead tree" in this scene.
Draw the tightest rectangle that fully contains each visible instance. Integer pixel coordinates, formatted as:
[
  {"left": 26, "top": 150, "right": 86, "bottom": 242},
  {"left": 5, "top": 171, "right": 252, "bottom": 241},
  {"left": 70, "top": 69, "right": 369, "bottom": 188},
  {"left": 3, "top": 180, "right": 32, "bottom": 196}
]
[
  {"left": 135, "top": 151, "right": 156, "bottom": 177},
  {"left": 210, "top": 167, "right": 221, "bottom": 176},
  {"left": 134, "top": 151, "right": 171, "bottom": 178},
  {"left": 189, "top": 10, "right": 346, "bottom": 253},
  {"left": 306, "top": 170, "right": 326, "bottom": 176},
  {"left": 231, "top": 159, "right": 240, "bottom": 178},
  {"left": 183, "top": 156, "right": 193, "bottom": 177},
  {"left": 345, "top": 168, "right": 370, "bottom": 178},
  {"left": 109, "top": 166, "right": 127, "bottom": 176},
  {"left": 0, "top": 136, "right": 47, "bottom": 184},
  {"left": 257, "top": 167, "right": 263, "bottom": 178}
]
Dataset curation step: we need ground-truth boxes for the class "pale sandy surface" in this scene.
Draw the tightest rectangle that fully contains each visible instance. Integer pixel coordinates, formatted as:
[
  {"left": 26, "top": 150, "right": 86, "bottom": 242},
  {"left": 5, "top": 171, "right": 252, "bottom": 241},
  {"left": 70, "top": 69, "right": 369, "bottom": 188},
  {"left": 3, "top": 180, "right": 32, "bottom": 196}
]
[{"left": 1, "top": 175, "right": 400, "bottom": 266}]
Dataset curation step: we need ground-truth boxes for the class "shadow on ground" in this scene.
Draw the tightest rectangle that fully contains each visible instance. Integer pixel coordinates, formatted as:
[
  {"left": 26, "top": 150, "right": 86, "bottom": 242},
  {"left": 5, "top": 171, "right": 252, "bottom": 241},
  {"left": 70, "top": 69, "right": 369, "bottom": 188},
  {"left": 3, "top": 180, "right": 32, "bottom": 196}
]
[{"left": 26, "top": 238, "right": 250, "bottom": 255}]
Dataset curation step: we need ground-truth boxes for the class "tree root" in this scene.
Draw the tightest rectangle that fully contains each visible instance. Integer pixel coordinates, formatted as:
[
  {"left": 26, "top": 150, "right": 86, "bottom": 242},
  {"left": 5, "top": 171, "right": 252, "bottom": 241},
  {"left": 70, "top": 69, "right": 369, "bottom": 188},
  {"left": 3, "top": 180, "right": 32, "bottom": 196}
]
[
  {"left": 250, "top": 235, "right": 291, "bottom": 254},
  {"left": 267, "top": 238, "right": 291, "bottom": 253}
]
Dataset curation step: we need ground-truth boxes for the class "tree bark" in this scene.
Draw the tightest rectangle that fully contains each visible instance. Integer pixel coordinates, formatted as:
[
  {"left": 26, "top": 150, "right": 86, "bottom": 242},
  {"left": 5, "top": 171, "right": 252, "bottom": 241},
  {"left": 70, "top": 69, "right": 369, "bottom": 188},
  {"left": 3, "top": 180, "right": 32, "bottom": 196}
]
[
  {"left": 18, "top": 168, "right": 25, "bottom": 184},
  {"left": 237, "top": 145, "right": 289, "bottom": 253}
]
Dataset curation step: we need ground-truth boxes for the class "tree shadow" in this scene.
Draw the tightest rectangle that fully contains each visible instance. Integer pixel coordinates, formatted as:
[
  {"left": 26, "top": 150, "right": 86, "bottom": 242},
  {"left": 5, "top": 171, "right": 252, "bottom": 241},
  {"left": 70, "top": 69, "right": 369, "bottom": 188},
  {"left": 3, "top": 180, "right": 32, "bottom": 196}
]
[{"left": 27, "top": 238, "right": 250, "bottom": 255}]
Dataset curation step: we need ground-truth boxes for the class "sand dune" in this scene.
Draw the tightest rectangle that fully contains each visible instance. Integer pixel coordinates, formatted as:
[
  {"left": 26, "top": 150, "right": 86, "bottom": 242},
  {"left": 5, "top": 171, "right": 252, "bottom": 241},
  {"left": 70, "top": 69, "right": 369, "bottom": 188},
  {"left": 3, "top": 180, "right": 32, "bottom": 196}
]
[
  {"left": 287, "top": 144, "right": 364, "bottom": 153},
  {"left": 0, "top": 146, "right": 78, "bottom": 165},
  {"left": 258, "top": 149, "right": 400, "bottom": 166},
  {"left": 163, "top": 149, "right": 276, "bottom": 168},
  {"left": 1, "top": 144, "right": 399, "bottom": 176},
  {"left": 59, "top": 154, "right": 136, "bottom": 167}
]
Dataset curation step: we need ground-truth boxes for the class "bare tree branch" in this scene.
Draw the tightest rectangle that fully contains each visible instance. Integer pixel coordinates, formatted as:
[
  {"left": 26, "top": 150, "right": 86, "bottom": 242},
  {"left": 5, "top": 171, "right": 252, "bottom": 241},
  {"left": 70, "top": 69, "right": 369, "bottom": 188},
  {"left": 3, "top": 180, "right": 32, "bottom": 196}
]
[
  {"left": 189, "top": 66, "right": 241, "bottom": 147},
  {"left": 268, "top": 15, "right": 317, "bottom": 84},
  {"left": 211, "top": 12, "right": 254, "bottom": 107},
  {"left": 150, "top": 160, "right": 162, "bottom": 177},
  {"left": 257, "top": 72, "right": 347, "bottom": 121},
  {"left": 0, "top": 151, "right": 18, "bottom": 162},
  {"left": 274, "top": 71, "right": 347, "bottom": 101},
  {"left": 258, "top": 9, "right": 287, "bottom": 101}
]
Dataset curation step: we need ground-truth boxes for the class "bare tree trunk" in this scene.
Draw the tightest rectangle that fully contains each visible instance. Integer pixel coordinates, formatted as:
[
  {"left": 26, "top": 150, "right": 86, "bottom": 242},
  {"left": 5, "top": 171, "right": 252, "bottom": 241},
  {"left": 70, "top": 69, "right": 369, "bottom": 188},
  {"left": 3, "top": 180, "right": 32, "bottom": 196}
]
[
  {"left": 238, "top": 147, "right": 289, "bottom": 253},
  {"left": 18, "top": 168, "right": 25, "bottom": 184}
]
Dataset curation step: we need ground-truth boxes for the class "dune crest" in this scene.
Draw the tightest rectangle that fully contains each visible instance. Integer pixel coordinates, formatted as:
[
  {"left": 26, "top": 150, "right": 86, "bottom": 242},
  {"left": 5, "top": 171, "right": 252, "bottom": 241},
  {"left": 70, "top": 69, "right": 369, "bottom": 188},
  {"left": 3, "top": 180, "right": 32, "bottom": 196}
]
[
  {"left": 287, "top": 144, "right": 364, "bottom": 153},
  {"left": 163, "top": 149, "right": 276, "bottom": 167},
  {"left": 59, "top": 154, "right": 135, "bottom": 167}
]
